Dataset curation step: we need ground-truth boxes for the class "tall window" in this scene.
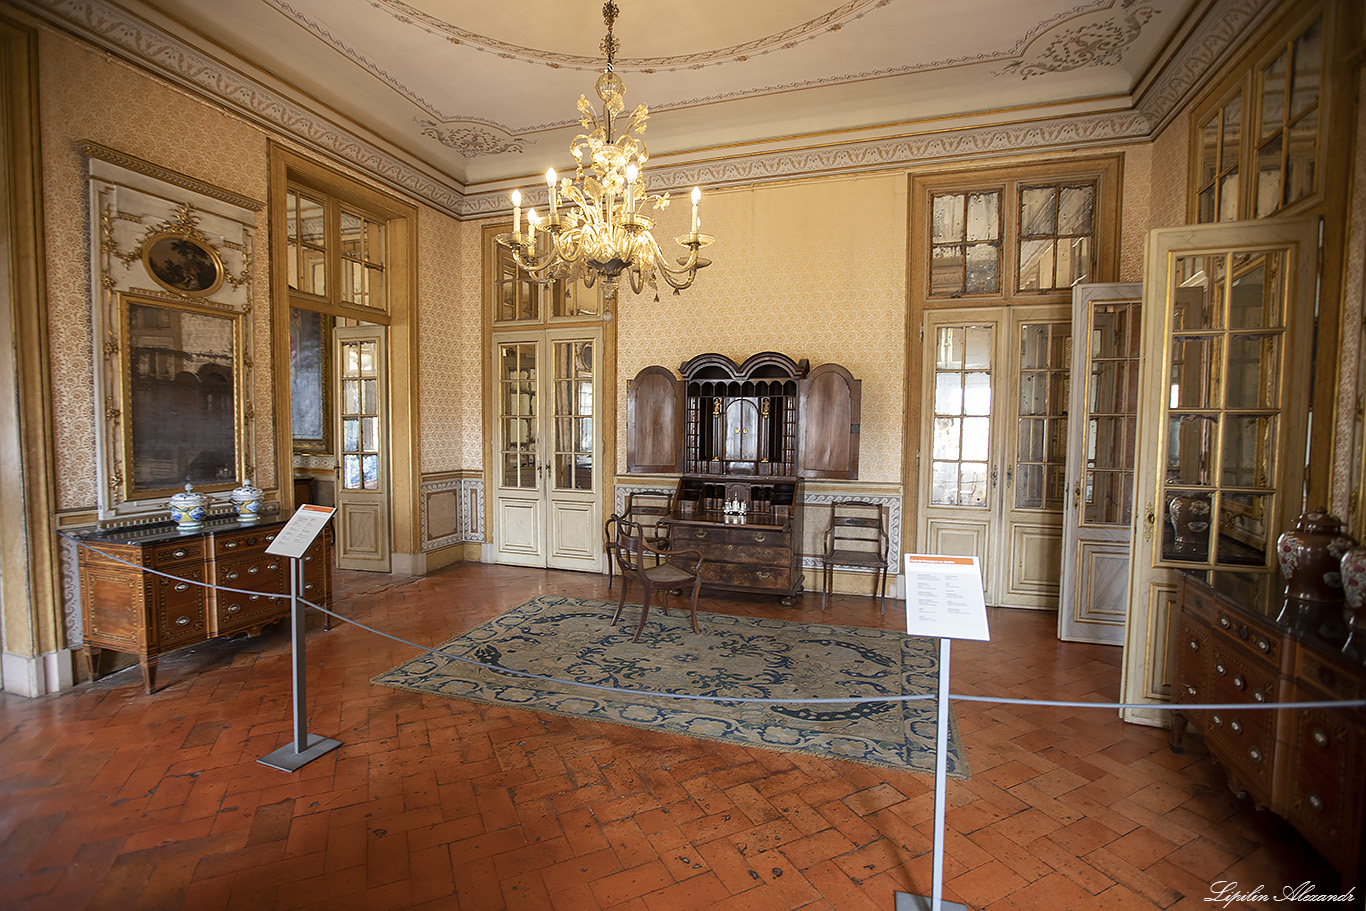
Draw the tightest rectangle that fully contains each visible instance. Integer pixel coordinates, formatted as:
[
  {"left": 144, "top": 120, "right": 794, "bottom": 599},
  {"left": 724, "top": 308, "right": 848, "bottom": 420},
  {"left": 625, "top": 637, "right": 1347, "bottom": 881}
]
[
  {"left": 1193, "top": 12, "right": 1325, "bottom": 223},
  {"left": 285, "top": 185, "right": 388, "bottom": 317}
]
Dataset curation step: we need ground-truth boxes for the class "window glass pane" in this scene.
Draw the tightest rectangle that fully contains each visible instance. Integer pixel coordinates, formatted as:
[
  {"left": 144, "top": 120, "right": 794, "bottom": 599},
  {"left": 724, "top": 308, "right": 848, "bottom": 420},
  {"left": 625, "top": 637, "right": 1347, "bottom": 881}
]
[
  {"left": 963, "top": 372, "right": 991, "bottom": 414},
  {"left": 966, "top": 192, "right": 999, "bottom": 241},
  {"left": 365, "top": 219, "right": 386, "bottom": 266},
  {"left": 1289, "top": 18, "right": 1322, "bottom": 120},
  {"left": 1170, "top": 337, "right": 1222, "bottom": 409},
  {"left": 297, "top": 193, "right": 325, "bottom": 246},
  {"left": 343, "top": 418, "right": 360, "bottom": 453},
  {"left": 1223, "top": 414, "right": 1276, "bottom": 488},
  {"left": 343, "top": 454, "right": 361, "bottom": 490},
  {"left": 963, "top": 328, "right": 992, "bottom": 368},
  {"left": 931, "top": 245, "right": 964, "bottom": 296},
  {"left": 961, "top": 417, "right": 990, "bottom": 461},
  {"left": 1057, "top": 186, "right": 1094, "bottom": 235},
  {"left": 1218, "top": 492, "right": 1273, "bottom": 565},
  {"left": 1218, "top": 172, "right": 1240, "bottom": 222},
  {"left": 934, "top": 373, "right": 962, "bottom": 414},
  {"left": 931, "top": 461, "right": 958, "bottom": 505},
  {"left": 932, "top": 194, "right": 964, "bottom": 243},
  {"left": 1254, "top": 136, "right": 1283, "bottom": 218},
  {"left": 965, "top": 243, "right": 999, "bottom": 294},
  {"left": 959, "top": 463, "right": 988, "bottom": 506},
  {"left": 298, "top": 247, "right": 324, "bottom": 297},
  {"left": 1020, "top": 187, "right": 1057, "bottom": 237},
  {"left": 936, "top": 327, "right": 964, "bottom": 369},
  {"left": 362, "top": 416, "right": 379, "bottom": 451},
  {"left": 1019, "top": 240, "right": 1055, "bottom": 291},
  {"left": 932, "top": 417, "right": 961, "bottom": 460},
  {"left": 1163, "top": 492, "right": 1212, "bottom": 562},
  {"left": 1259, "top": 51, "right": 1287, "bottom": 142},
  {"left": 362, "top": 454, "right": 380, "bottom": 490},
  {"left": 1166, "top": 414, "right": 1218, "bottom": 486},
  {"left": 1284, "top": 109, "right": 1318, "bottom": 207},
  {"left": 1198, "top": 115, "right": 1219, "bottom": 187},
  {"left": 1221, "top": 96, "right": 1242, "bottom": 174},
  {"left": 1229, "top": 253, "right": 1279, "bottom": 329},
  {"left": 340, "top": 211, "right": 362, "bottom": 258}
]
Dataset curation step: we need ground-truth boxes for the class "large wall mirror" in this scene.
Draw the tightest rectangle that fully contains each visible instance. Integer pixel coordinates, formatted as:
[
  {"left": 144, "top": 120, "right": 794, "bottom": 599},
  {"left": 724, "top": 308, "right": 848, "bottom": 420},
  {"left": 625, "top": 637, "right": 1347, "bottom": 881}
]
[{"left": 119, "top": 294, "right": 245, "bottom": 499}]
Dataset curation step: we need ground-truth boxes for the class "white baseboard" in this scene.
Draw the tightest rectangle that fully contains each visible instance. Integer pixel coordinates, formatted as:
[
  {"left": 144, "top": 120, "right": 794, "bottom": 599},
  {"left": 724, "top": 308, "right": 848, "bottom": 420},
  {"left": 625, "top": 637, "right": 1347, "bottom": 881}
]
[{"left": 2, "top": 648, "right": 74, "bottom": 697}]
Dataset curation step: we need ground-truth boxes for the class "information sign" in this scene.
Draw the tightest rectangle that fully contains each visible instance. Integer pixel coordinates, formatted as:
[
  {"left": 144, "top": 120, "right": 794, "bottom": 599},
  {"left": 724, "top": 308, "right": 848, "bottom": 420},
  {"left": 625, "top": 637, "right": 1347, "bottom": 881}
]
[
  {"left": 903, "top": 554, "right": 990, "bottom": 641},
  {"left": 265, "top": 504, "right": 335, "bottom": 559}
]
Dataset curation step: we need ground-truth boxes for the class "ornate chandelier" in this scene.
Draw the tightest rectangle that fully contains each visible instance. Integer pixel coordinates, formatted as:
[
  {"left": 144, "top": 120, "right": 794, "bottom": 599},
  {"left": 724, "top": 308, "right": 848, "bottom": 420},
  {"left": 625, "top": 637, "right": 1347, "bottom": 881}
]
[{"left": 496, "top": 1, "right": 713, "bottom": 302}]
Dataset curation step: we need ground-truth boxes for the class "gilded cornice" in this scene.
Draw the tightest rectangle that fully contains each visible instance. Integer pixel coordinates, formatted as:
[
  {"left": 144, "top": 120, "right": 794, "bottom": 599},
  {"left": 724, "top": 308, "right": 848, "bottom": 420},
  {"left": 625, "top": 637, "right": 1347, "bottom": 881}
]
[{"left": 23, "top": 0, "right": 1267, "bottom": 220}]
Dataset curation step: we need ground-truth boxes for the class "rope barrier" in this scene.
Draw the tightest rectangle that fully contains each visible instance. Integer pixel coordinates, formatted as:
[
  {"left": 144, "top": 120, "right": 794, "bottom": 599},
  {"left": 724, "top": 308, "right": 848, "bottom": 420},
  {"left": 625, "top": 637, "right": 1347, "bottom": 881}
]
[{"left": 60, "top": 533, "right": 1366, "bottom": 713}]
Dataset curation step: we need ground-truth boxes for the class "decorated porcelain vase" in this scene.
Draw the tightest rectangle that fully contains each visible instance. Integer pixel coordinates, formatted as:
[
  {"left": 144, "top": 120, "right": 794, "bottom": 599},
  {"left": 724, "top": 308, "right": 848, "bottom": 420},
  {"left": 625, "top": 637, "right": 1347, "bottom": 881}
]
[
  {"left": 168, "top": 483, "right": 209, "bottom": 530},
  {"left": 1276, "top": 508, "right": 1356, "bottom": 603},
  {"left": 230, "top": 478, "right": 264, "bottom": 523}
]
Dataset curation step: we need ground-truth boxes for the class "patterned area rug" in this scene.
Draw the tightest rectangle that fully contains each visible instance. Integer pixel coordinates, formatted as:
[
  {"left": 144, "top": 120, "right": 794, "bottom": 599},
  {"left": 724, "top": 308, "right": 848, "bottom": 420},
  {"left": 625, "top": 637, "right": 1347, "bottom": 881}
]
[{"left": 372, "top": 595, "right": 967, "bottom": 777}]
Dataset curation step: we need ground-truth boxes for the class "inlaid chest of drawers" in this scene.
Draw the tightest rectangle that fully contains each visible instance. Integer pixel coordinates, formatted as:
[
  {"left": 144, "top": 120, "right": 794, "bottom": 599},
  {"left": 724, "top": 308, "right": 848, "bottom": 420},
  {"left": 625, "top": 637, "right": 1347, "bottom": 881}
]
[
  {"left": 1172, "top": 573, "right": 1365, "bottom": 885},
  {"left": 75, "top": 515, "right": 332, "bottom": 694}
]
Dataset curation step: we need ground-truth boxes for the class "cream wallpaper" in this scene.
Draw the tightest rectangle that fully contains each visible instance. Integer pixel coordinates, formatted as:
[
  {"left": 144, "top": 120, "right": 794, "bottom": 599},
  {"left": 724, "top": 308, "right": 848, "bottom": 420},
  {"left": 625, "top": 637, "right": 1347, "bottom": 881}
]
[
  {"left": 417, "top": 210, "right": 484, "bottom": 473},
  {"left": 614, "top": 175, "right": 909, "bottom": 484},
  {"left": 38, "top": 27, "right": 271, "bottom": 511}
]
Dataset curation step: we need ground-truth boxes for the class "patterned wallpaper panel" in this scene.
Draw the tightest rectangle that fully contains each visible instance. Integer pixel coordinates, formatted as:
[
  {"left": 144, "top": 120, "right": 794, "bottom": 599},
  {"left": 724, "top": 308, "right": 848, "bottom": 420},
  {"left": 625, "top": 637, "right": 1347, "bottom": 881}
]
[
  {"left": 39, "top": 28, "right": 272, "bottom": 511},
  {"left": 417, "top": 211, "right": 484, "bottom": 474},
  {"left": 614, "top": 174, "right": 909, "bottom": 484}
]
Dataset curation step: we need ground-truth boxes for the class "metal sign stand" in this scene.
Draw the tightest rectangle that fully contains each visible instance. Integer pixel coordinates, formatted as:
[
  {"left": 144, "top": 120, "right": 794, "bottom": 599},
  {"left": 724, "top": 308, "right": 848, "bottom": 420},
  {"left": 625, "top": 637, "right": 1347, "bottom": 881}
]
[
  {"left": 895, "top": 636, "right": 970, "bottom": 911},
  {"left": 259, "top": 510, "right": 342, "bottom": 771}
]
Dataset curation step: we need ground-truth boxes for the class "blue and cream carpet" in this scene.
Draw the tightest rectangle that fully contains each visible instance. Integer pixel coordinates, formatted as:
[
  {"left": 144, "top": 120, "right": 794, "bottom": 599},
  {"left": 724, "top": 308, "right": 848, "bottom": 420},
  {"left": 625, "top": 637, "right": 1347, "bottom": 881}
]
[{"left": 372, "top": 595, "right": 967, "bottom": 777}]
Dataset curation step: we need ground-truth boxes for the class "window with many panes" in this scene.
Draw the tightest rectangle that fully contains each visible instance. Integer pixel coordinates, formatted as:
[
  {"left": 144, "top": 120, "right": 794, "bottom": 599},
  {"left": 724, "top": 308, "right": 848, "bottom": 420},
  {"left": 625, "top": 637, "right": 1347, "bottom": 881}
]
[
  {"left": 924, "top": 166, "right": 1111, "bottom": 303},
  {"left": 285, "top": 185, "right": 387, "bottom": 315},
  {"left": 1194, "top": 12, "right": 1325, "bottom": 223}
]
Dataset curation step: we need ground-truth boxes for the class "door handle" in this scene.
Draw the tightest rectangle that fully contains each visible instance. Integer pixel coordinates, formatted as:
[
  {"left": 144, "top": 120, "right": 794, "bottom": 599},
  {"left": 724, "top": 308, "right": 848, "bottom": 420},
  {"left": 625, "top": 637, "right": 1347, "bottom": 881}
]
[
  {"left": 1144, "top": 503, "right": 1155, "bottom": 541},
  {"left": 1073, "top": 481, "right": 1082, "bottom": 508}
]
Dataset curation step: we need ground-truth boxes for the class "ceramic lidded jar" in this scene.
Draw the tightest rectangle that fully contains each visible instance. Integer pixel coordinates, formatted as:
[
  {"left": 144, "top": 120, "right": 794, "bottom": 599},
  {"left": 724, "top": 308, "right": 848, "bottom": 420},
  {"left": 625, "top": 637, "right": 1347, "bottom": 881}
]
[
  {"left": 1276, "top": 508, "right": 1357, "bottom": 603},
  {"left": 230, "top": 478, "right": 264, "bottom": 523},
  {"left": 168, "top": 483, "right": 209, "bottom": 530}
]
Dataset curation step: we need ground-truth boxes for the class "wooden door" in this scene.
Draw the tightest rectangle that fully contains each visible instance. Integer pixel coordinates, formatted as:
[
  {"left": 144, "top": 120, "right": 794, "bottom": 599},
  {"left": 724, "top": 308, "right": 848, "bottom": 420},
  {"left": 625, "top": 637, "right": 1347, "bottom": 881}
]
[
  {"left": 333, "top": 325, "right": 390, "bottom": 571},
  {"left": 919, "top": 306, "right": 1070, "bottom": 608},
  {"left": 1058, "top": 282, "right": 1142, "bottom": 644},
  {"left": 493, "top": 329, "right": 603, "bottom": 571},
  {"left": 1120, "top": 217, "right": 1319, "bottom": 726},
  {"left": 798, "top": 363, "right": 862, "bottom": 480}
]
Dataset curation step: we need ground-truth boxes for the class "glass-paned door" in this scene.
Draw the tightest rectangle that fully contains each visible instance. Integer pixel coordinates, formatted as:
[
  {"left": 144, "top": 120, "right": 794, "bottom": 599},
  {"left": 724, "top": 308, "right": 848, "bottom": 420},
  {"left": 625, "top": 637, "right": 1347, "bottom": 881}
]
[
  {"left": 492, "top": 328, "right": 602, "bottom": 571},
  {"left": 1121, "top": 217, "right": 1319, "bottom": 726},
  {"left": 920, "top": 305, "right": 1070, "bottom": 609},
  {"left": 1059, "top": 283, "right": 1143, "bottom": 644},
  {"left": 334, "top": 325, "right": 390, "bottom": 571}
]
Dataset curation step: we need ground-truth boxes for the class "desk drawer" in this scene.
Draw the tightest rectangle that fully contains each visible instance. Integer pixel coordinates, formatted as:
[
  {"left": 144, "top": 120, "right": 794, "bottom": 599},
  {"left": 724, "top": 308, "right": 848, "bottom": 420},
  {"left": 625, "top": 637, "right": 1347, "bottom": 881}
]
[
  {"left": 674, "top": 524, "right": 789, "bottom": 550},
  {"left": 149, "top": 539, "right": 205, "bottom": 567},
  {"left": 700, "top": 560, "right": 792, "bottom": 591}
]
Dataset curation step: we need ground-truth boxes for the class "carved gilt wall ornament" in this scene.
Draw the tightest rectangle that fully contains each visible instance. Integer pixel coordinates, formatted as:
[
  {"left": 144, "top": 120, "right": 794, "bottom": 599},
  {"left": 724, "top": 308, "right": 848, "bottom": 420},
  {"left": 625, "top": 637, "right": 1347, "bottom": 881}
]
[
  {"left": 417, "top": 120, "right": 526, "bottom": 156},
  {"left": 999, "top": 0, "right": 1157, "bottom": 79}
]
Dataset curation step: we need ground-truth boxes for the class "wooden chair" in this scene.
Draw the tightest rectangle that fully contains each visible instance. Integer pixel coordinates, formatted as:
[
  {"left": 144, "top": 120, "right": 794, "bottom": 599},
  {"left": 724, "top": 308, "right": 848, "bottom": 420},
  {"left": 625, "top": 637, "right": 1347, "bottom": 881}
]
[
  {"left": 821, "top": 500, "right": 889, "bottom": 613},
  {"left": 603, "top": 489, "right": 675, "bottom": 588},
  {"left": 610, "top": 517, "right": 703, "bottom": 641}
]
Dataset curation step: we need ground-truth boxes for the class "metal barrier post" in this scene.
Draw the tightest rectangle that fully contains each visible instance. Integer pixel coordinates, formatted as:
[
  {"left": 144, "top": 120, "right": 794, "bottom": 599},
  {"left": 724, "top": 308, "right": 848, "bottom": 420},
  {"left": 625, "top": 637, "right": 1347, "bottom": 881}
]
[
  {"left": 896, "top": 636, "right": 970, "bottom": 911},
  {"left": 258, "top": 555, "right": 341, "bottom": 771}
]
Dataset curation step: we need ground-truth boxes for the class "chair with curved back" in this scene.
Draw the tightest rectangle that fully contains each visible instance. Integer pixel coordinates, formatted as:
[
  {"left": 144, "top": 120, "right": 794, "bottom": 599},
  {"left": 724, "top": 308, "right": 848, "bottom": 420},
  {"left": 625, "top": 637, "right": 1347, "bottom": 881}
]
[
  {"left": 602, "top": 489, "right": 675, "bottom": 587},
  {"left": 821, "top": 500, "right": 890, "bottom": 614},
  {"left": 609, "top": 516, "right": 703, "bottom": 641}
]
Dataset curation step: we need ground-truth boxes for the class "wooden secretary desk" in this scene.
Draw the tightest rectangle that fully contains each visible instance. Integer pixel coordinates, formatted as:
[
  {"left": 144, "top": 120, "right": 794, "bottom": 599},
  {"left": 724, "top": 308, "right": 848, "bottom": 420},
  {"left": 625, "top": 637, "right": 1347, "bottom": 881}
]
[{"left": 626, "top": 351, "right": 861, "bottom": 605}]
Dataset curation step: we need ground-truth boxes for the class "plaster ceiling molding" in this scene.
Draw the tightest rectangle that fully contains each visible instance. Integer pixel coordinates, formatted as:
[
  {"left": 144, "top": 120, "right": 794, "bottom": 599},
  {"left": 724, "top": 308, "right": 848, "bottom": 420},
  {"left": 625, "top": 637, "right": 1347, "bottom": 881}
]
[
  {"left": 416, "top": 119, "right": 527, "bottom": 157},
  {"left": 997, "top": 0, "right": 1159, "bottom": 79},
  {"left": 1133, "top": 0, "right": 1278, "bottom": 132},
  {"left": 25, "top": 0, "right": 469, "bottom": 217}
]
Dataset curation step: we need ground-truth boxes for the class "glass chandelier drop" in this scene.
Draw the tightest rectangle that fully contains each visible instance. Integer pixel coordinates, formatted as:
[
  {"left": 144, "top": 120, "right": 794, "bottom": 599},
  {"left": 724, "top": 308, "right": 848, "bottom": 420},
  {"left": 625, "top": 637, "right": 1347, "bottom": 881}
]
[{"left": 496, "top": 1, "right": 714, "bottom": 302}]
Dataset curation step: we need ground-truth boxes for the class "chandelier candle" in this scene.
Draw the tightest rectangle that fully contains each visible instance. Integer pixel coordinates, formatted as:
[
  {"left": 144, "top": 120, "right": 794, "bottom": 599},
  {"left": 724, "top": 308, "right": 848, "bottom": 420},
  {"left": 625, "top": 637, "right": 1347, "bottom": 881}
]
[{"left": 495, "top": 0, "right": 714, "bottom": 300}]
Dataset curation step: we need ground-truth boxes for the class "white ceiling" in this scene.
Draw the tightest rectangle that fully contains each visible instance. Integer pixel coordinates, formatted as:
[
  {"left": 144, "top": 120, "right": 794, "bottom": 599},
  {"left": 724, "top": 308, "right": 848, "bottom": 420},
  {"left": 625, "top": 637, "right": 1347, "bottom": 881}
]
[{"left": 28, "top": 0, "right": 1271, "bottom": 216}]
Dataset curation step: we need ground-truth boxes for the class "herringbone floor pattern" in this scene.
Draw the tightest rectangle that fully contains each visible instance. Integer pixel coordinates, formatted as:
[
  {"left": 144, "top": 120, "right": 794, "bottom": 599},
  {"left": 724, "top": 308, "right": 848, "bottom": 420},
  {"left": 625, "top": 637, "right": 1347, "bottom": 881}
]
[{"left": 0, "top": 563, "right": 1344, "bottom": 910}]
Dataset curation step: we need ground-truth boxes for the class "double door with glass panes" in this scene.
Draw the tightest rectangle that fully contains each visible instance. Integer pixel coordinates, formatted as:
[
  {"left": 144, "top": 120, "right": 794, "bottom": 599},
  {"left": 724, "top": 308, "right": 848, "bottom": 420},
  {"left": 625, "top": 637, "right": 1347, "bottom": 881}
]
[
  {"left": 493, "top": 328, "right": 602, "bottom": 571},
  {"left": 920, "top": 306, "right": 1071, "bottom": 609}
]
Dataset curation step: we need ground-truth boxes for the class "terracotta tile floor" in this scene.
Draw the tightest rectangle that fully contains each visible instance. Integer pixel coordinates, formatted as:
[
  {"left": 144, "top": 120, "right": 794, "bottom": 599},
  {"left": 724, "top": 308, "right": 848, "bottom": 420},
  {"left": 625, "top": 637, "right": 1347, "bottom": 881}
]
[{"left": 0, "top": 562, "right": 1349, "bottom": 910}]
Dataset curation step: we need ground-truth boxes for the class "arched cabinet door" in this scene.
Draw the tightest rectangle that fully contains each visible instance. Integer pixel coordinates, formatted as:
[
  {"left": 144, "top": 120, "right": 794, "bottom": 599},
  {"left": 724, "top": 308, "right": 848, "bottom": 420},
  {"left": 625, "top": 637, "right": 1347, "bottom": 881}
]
[
  {"left": 626, "top": 365, "right": 683, "bottom": 473},
  {"left": 798, "top": 363, "right": 861, "bottom": 480}
]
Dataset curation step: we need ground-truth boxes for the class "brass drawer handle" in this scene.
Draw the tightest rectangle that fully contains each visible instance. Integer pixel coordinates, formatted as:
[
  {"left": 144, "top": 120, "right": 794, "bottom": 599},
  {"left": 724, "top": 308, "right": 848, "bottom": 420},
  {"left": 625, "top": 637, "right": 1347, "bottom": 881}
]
[
  {"left": 753, "top": 534, "right": 766, "bottom": 543},
  {"left": 1256, "top": 637, "right": 1270, "bottom": 653},
  {"left": 1312, "top": 727, "right": 1329, "bottom": 748},
  {"left": 694, "top": 530, "right": 708, "bottom": 538},
  {"left": 756, "top": 571, "right": 773, "bottom": 579},
  {"left": 172, "top": 548, "right": 187, "bottom": 559},
  {"left": 1248, "top": 747, "right": 1262, "bottom": 763},
  {"left": 1233, "top": 675, "right": 1245, "bottom": 690},
  {"left": 267, "top": 562, "right": 279, "bottom": 571},
  {"left": 1211, "top": 713, "right": 1222, "bottom": 727},
  {"left": 266, "top": 534, "right": 276, "bottom": 541},
  {"left": 225, "top": 540, "right": 238, "bottom": 549},
  {"left": 1185, "top": 685, "right": 1196, "bottom": 696},
  {"left": 175, "top": 615, "right": 190, "bottom": 626},
  {"left": 304, "top": 583, "right": 314, "bottom": 591},
  {"left": 247, "top": 566, "right": 260, "bottom": 575},
  {"left": 1308, "top": 793, "right": 1324, "bottom": 813},
  {"left": 228, "top": 604, "right": 241, "bottom": 613},
  {"left": 304, "top": 555, "right": 313, "bottom": 562},
  {"left": 1219, "top": 615, "right": 1231, "bottom": 629},
  {"left": 174, "top": 582, "right": 189, "bottom": 592},
  {"left": 1253, "top": 691, "right": 1265, "bottom": 703},
  {"left": 226, "top": 571, "right": 239, "bottom": 581},
  {"left": 1215, "top": 663, "right": 1226, "bottom": 676},
  {"left": 1230, "top": 719, "right": 1243, "bottom": 734},
  {"left": 249, "top": 594, "right": 260, "bottom": 601},
  {"left": 1188, "top": 640, "right": 1198, "bottom": 651}
]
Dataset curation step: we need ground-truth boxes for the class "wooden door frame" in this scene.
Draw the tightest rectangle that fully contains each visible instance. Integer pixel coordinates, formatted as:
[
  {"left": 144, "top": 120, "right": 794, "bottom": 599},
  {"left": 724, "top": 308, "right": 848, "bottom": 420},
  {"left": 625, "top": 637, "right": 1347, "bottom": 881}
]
[
  {"left": 268, "top": 145, "right": 421, "bottom": 572},
  {"left": 479, "top": 223, "right": 617, "bottom": 566}
]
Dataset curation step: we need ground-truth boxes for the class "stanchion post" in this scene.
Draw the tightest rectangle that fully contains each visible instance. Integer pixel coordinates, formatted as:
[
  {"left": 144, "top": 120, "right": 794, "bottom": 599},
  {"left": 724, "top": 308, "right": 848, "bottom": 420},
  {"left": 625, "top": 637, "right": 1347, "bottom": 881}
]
[{"left": 259, "top": 509, "right": 342, "bottom": 772}]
